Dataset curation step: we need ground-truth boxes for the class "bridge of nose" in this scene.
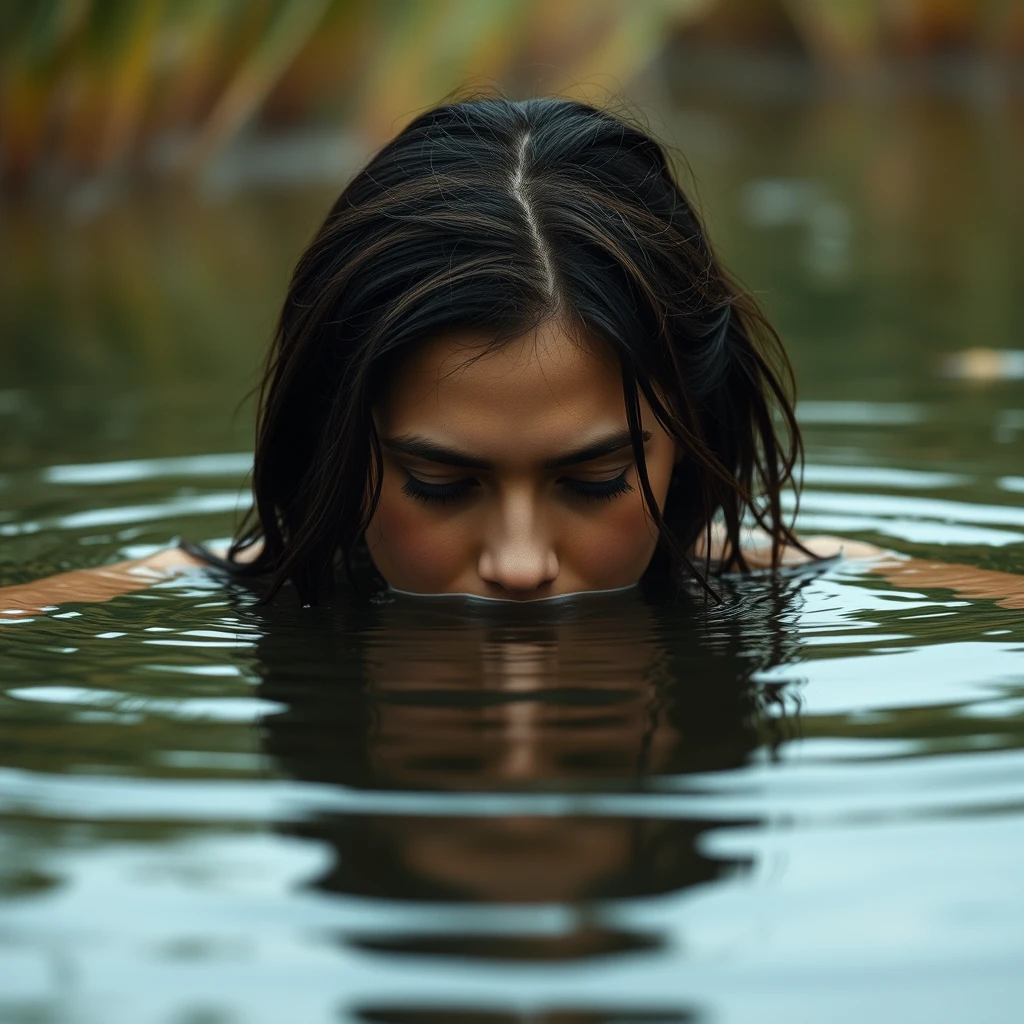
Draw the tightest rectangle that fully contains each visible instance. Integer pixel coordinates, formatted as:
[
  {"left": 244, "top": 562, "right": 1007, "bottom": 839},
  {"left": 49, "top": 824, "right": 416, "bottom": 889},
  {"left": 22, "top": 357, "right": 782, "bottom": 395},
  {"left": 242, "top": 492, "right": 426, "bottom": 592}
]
[{"left": 477, "top": 485, "right": 559, "bottom": 594}]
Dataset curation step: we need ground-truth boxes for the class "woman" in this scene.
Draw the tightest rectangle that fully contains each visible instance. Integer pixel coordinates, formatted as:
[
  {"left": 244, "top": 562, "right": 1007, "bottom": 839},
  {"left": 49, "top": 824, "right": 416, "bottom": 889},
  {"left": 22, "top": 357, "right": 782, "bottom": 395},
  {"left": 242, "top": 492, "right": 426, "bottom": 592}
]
[{"left": 2, "top": 95, "right": 1019, "bottom": 614}]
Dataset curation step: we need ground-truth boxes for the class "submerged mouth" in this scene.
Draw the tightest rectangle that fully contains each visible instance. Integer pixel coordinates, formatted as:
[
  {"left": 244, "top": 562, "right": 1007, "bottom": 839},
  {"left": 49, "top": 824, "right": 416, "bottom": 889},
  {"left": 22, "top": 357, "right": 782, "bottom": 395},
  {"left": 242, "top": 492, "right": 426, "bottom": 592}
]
[{"left": 386, "top": 582, "right": 640, "bottom": 605}]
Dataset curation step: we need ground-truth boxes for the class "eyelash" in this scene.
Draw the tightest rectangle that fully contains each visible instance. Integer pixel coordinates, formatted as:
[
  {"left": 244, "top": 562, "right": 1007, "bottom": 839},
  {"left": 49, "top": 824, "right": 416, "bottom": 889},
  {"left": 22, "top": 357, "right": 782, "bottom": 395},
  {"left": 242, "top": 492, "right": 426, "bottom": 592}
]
[
  {"left": 560, "top": 472, "right": 633, "bottom": 502},
  {"left": 401, "top": 471, "right": 634, "bottom": 506},
  {"left": 401, "top": 475, "right": 475, "bottom": 506}
]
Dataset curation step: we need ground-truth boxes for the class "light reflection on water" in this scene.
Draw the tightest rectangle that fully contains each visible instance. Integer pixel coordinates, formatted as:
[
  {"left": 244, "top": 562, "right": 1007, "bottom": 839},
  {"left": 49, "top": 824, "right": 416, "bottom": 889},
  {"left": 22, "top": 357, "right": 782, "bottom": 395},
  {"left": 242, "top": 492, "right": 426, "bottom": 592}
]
[
  {"left": 2, "top": 91, "right": 1024, "bottom": 1023},
  {"left": 2, "top": 561, "right": 1023, "bottom": 1023}
]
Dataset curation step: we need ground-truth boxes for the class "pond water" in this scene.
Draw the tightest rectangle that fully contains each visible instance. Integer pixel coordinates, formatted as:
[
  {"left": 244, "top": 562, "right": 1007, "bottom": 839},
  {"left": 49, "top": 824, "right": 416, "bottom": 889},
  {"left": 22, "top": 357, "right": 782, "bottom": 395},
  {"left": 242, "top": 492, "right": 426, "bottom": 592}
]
[{"left": 1, "top": 90, "right": 1023, "bottom": 1023}]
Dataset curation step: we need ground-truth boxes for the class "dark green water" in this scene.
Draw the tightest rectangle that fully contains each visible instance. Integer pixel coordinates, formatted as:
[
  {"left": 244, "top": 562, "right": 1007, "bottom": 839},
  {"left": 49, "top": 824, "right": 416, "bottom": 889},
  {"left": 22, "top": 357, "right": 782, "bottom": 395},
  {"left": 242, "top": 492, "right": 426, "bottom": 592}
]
[{"left": 1, "top": 91, "right": 1023, "bottom": 1023}]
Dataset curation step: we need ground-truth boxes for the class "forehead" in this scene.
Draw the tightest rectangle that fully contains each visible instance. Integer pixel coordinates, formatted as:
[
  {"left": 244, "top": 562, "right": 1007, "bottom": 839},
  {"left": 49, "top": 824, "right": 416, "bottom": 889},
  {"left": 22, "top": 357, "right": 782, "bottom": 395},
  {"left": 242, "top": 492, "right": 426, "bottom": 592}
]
[{"left": 377, "top": 320, "right": 626, "bottom": 455}]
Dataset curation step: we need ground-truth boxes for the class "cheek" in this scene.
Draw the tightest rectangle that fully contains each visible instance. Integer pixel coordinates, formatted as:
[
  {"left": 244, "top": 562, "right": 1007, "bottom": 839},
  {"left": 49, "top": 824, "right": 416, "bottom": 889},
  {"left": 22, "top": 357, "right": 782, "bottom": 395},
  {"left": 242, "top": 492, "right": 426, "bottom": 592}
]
[
  {"left": 562, "top": 454, "right": 674, "bottom": 587},
  {"left": 367, "top": 487, "right": 474, "bottom": 590},
  {"left": 561, "top": 493, "right": 660, "bottom": 587}
]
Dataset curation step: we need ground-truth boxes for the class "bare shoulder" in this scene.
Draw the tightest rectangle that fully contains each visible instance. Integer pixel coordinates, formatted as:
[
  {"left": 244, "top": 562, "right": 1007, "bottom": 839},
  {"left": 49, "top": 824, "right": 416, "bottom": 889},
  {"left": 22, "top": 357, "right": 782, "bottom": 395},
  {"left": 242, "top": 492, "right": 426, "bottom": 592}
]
[
  {"left": 692, "top": 524, "right": 891, "bottom": 570},
  {"left": 138, "top": 546, "right": 214, "bottom": 571},
  {"left": 0, "top": 541, "right": 260, "bottom": 619},
  {"left": 767, "top": 533, "right": 891, "bottom": 566}
]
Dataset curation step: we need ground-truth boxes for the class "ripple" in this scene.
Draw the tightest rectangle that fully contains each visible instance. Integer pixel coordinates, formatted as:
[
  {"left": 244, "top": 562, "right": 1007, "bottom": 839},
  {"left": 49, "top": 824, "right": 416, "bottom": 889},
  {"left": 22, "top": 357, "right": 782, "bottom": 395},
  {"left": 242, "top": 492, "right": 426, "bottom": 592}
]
[
  {"left": 43, "top": 453, "right": 253, "bottom": 485},
  {"left": 787, "top": 490, "right": 1024, "bottom": 545},
  {"left": 796, "top": 402, "right": 924, "bottom": 426},
  {"left": 0, "top": 491, "right": 247, "bottom": 536},
  {"left": 800, "top": 465, "right": 967, "bottom": 489},
  {"left": 2, "top": 746, "right": 1023, "bottom": 826},
  {"left": 6, "top": 687, "right": 282, "bottom": 722}
]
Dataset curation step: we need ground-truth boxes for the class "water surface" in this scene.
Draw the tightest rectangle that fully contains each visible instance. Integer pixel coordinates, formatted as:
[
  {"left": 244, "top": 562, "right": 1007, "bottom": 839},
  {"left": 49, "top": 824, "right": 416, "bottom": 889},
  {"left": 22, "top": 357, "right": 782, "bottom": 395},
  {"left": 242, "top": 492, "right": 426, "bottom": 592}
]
[{"left": 1, "top": 89, "right": 1023, "bottom": 1023}]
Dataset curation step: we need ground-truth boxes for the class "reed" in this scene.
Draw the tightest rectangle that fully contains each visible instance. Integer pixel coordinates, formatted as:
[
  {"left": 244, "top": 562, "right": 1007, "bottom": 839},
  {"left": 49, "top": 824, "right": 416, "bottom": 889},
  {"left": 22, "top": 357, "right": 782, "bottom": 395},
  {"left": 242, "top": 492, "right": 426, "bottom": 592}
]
[{"left": 2, "top": 0, "right": 1020, "bottom": 192}]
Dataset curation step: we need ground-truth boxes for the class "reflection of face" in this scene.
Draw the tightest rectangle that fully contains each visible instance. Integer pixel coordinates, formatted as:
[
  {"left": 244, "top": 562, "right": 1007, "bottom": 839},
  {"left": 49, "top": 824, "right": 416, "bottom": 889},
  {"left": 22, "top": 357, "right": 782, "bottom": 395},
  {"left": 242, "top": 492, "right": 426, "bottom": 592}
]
[
  {"left": 400, "top": 815, "right": 635, "bottom": 903},
  {"left": 360, "top": 613, "right": 673, "bottom": 899},
  {"left": 264, "top": 601, "right": 763, "bottom": 910},
  {"left": 364, "top": 609, "right": 677, "bottom": 791},
  {"left": 366, "top": 320, "right": 678, "bottom": 599},
  {"left": 338, "top": 610, "right": 696, "bottom": 903}
]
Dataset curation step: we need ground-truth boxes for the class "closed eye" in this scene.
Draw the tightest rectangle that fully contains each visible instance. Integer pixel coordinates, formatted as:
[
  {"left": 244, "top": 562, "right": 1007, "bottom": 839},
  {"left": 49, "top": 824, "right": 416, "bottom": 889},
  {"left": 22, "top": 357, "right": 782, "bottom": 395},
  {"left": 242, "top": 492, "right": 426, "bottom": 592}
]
[
  {"left": 559, "top": 470, "right": 633, "bottom": 502},
  {"left": 401, "top": 470, "right": 634, "bottom": 506},
  {"left": 402, "top": 473, "right": 478, "bottom": 505}
]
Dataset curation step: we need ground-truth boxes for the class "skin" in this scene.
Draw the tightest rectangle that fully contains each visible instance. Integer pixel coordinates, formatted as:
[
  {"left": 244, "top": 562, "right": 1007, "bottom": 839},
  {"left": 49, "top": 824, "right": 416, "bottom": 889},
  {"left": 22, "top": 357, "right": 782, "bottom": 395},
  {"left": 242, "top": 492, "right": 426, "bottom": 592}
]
[{"left": 365, "top": 320, "right": 678, "bottom": 599}]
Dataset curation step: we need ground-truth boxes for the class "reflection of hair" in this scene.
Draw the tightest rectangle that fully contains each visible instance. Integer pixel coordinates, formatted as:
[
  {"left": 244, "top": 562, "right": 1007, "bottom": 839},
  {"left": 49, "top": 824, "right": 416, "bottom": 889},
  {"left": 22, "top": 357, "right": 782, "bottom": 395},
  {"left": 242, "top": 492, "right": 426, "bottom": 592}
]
[
  {"left": 226, "top": 93, "right": 806, "bottom": 604},
  {"left": 257, "top": 579, "right": 810, "bottom": 789},
  {"left": 255, "top": 577, "right": 814, "bottom": 904}
]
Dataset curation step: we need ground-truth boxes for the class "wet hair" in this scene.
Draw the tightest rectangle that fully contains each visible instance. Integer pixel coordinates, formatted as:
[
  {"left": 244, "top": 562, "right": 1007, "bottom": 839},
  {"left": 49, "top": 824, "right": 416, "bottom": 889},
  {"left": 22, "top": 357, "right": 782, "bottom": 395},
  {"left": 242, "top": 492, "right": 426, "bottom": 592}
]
[{"left": 228, "top": 93, "right": 807, "bottom": 603}]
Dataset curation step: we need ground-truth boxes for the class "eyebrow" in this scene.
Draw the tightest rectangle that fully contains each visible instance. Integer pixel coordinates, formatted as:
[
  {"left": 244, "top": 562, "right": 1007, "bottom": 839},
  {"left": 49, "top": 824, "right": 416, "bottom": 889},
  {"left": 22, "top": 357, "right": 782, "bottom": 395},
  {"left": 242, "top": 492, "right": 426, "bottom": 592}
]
[{"left": 380, "top": 429, "right": 651, "bottom": 471}]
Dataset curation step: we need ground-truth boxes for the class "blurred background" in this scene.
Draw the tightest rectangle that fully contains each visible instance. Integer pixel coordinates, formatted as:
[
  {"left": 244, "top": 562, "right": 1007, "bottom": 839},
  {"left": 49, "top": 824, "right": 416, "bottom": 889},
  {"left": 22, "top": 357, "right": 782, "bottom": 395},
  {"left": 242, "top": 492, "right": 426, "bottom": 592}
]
[{"left": 2, "top": 0, "right": 1023, "bottom": 567}]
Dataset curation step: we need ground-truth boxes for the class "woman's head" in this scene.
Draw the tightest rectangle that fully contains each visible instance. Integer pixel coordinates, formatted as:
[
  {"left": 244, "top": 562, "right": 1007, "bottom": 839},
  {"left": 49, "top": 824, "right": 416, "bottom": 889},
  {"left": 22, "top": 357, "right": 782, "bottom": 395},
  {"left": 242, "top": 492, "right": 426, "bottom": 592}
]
[{"left": 236, "top": 93, "right": 802, "bottom": 602}]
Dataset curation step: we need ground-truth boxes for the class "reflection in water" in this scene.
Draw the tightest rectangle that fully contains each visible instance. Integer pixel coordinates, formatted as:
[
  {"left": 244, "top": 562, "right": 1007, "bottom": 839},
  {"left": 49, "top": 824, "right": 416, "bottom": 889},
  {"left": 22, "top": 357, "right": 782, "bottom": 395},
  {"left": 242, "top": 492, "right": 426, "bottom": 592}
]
[
  {"left": 2, "top": 87, "right": 1022, "bottom": 1021},
  {"left": 354, "top": 1009, "right": 698, "bottom": 1024},
  {"left": 252, "top": 579, "right": 810, "bottom": 1018}
]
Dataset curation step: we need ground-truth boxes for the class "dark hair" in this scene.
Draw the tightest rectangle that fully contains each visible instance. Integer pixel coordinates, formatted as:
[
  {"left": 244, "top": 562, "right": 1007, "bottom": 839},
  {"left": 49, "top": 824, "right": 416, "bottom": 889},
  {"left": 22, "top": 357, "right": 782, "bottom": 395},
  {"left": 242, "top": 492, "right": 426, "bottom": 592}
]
[{"left": 229, "top": 93, "right": 806, "bottom": 604}]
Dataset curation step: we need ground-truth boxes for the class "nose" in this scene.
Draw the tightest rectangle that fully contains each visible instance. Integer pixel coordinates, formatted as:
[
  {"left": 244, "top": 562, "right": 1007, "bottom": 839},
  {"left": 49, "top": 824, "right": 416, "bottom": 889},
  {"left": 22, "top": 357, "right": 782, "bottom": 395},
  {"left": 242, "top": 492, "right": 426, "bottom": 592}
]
[{"left": 477, "top": 489, "right": 559, "bottom": 598}]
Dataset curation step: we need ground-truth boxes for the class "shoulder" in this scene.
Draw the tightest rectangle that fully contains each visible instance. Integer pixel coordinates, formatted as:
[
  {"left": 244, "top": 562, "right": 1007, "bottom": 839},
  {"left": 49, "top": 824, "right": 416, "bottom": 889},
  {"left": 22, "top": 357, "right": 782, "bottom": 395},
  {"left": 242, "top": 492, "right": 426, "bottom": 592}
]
[{"left": 692, "top": 524, "right": 888, "bottom": 570}]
